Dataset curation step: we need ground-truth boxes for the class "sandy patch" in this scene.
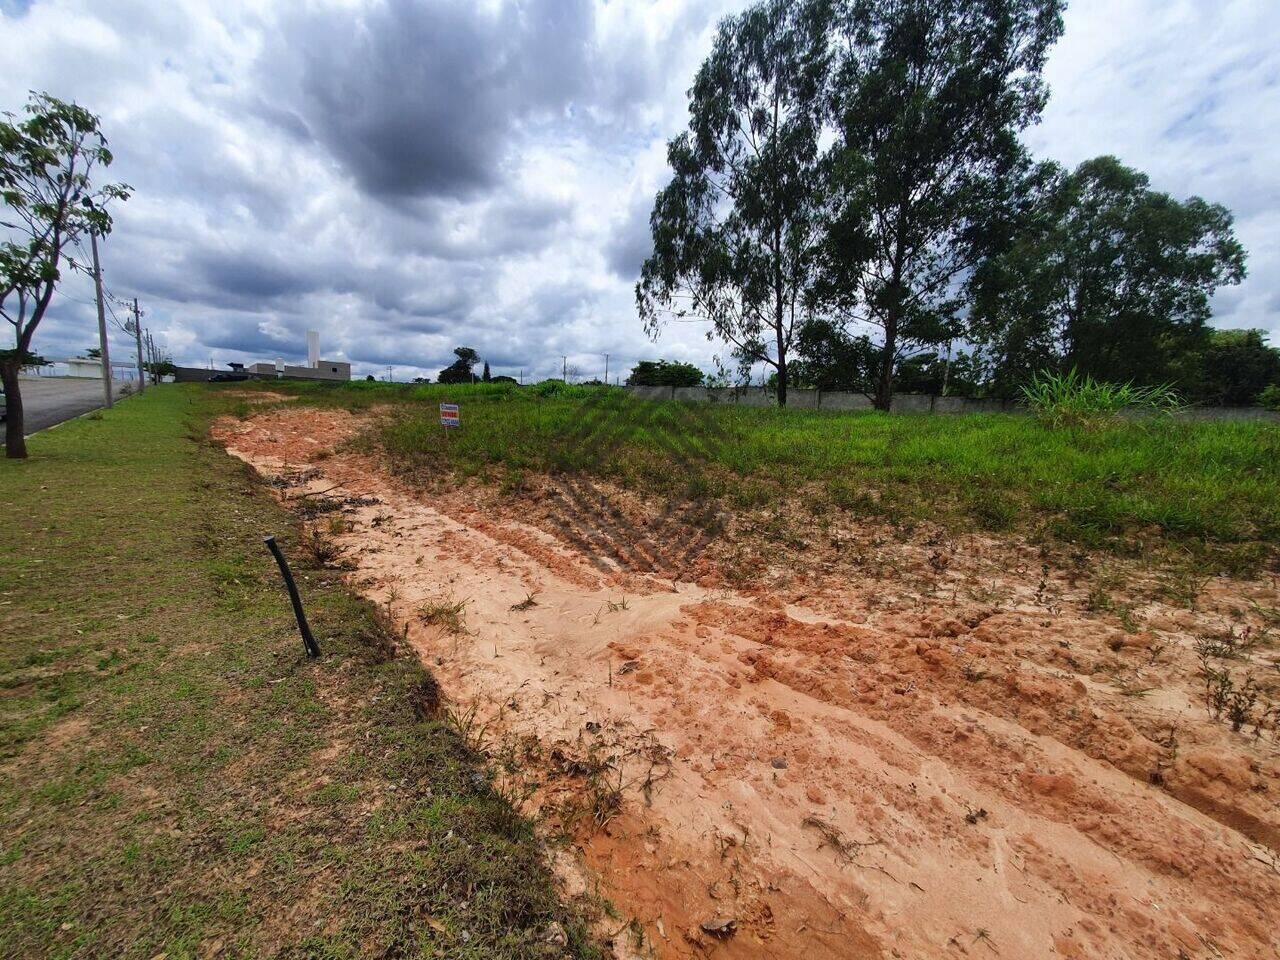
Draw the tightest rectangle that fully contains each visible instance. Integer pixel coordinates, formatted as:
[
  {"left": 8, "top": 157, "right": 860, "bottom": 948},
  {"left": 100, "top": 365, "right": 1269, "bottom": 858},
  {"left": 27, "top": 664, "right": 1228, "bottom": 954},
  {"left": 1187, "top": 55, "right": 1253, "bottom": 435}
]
[{"left": 213, "top": 407, "right": 1280, "bottom": 960}]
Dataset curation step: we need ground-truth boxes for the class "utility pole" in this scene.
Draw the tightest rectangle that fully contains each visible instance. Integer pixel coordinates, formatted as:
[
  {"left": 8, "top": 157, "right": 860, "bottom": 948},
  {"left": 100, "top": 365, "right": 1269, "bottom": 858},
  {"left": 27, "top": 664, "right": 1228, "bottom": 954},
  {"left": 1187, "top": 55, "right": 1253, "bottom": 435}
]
[
  {"left": 604, "top": 353, "right": 609, "bottom": 385},
  {"left": 130, "top": 298, "right": 145, "bottom": 394},
  {"left": 90, "top": 231, "right": 113, "bottom": 408},
  {"left": 562, "top": 356, "right": 567, "bottom": 382}
]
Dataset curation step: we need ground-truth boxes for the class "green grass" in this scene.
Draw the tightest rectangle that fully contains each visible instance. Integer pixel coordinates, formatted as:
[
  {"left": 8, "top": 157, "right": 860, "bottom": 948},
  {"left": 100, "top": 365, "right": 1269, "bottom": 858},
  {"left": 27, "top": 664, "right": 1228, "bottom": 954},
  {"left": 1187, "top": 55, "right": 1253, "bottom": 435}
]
[
  {"left": 247, "top": 379, "right": 1280, "bottom": 573},
  {"left": 0, "top": 385, "right": 599, "bottom": 959}
]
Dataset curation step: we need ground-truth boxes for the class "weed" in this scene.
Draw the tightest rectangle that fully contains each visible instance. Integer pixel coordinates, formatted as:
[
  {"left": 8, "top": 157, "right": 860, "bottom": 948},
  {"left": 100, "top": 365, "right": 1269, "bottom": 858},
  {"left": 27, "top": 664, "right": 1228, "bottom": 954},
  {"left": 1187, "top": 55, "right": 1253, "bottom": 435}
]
[
  {"left": 419, "top": 594, "right": 469, "bottom": 635},
  {"left": 801, "top": 816, "right": 882, "bottom": 863},
  {"left": 1197, "top": 651, "right": 1276, "bottom": 738},
  {"left": 1159, "top": 570, "right": 1212, "bottom": 610},
  {"left": 1249, "top": 600, "right": 1280, "bottom": 628},
  {"left": 1116, "top": 603, "right": 1141, "bottom": 634},
  {"left": 1193, "top": 625, "right": 1267, "bottom": 661},
  {"left": 442, "top": 702, "right": 491, "bottom": 753},
  {"left": 1200, "top": 659, "right": 1235, "bottom": 720},
  {"left": 299, "top": 525, "right": 350, "bottom": 568},
  {"left": 510, "top": 593, "right": 539, "bottom": 612},
  {"left": 1021, "top": 368, "right": 1181, "bottom": 430},
  {"left": 962, "top": 662, "right": 989, "bottom": 682},
  {"left": 971, "top": 493, "right": 1016, "bottom": 532}
]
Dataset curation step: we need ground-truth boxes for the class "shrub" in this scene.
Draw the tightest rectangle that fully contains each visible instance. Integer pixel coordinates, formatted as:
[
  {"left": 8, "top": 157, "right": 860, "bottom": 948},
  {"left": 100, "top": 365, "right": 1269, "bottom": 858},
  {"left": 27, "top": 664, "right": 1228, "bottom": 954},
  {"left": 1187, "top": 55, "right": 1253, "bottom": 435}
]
[
  {"left": 626, "top": 360, "right": 705, "bottom": 387},
  {"left": 1021, "top": 369, "right": 1181, "bottom": 430},
  {"left": 1260, "top": 383, "right": 1280, "bottom": 411}
]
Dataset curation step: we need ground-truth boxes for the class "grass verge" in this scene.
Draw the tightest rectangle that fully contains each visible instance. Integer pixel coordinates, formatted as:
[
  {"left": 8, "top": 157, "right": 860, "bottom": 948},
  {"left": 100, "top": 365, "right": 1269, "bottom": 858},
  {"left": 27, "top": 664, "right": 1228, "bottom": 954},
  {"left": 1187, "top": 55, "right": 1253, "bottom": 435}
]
[
  {"left": 242, "top": 379, "right": 1280, "bottom": 574},
  {"left": 0, "top": 385, "right": 598, "bottom": 959}
]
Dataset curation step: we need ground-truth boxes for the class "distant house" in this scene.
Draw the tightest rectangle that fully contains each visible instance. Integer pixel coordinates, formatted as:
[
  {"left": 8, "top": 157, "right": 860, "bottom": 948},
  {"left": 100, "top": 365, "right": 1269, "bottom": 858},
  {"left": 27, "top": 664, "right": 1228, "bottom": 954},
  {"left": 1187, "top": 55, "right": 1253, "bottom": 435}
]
[
  {"left": 173, "top": 331, "right": 353, "bottom": 383},
  {"left": 245, "top": 360, "right": 351, "bottom": 381}
]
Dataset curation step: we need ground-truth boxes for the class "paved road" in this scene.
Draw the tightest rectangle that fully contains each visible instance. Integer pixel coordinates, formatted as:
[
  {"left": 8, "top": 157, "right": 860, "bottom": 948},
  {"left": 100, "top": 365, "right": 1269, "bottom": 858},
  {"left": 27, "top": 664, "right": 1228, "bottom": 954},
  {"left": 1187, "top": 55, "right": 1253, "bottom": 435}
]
[{"left": 2, "top": 376, "right": 112, "bottom": 440}]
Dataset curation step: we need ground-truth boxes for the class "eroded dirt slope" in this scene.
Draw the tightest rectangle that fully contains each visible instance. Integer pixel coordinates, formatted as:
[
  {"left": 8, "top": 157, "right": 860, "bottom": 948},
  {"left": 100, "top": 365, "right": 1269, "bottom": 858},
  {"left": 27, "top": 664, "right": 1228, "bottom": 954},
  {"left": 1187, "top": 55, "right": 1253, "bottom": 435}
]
[{"left": 214, "top": 407, "right": 1280, "bottom": 960}]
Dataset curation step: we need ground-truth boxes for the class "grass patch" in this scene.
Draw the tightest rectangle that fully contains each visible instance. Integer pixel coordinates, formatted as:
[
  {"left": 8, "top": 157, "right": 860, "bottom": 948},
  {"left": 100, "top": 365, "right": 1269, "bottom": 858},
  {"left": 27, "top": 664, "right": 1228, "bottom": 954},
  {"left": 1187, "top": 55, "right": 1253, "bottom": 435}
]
[
  {"left": 0, "top": 385, "right": 598, "bottom": 959},
  {"left": 250, "top": 380, "right": 1279, "bottom": 573}
]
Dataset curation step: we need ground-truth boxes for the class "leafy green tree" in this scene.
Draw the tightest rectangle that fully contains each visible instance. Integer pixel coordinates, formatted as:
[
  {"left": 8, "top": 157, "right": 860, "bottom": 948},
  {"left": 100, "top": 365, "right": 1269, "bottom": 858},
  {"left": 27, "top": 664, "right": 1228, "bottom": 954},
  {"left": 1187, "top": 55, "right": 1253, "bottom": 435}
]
[
  {"left": 437, "top": 346, "right": 480, "bottom": 384},
  {"left": 818, "top": 0, "right": 1063, "bottom": 410},
  {"left": 790, "top": 316, "right": 876, "bottom": 391},
  {"left": 625, "top": 359, "right": 705, "bottom": 387},
  {"left": 638, "top": 0, "right": 832, "bottom": 406},
  {"left": 482, "top": 361, "right": 491, "bottom": 382},
  {"left": 893, "top": 349, "right": 986, "bottom": 397},
  {"left": 146, "top": 358, "right": 177, "bottom": 380},
  {"left": 1187, "top": 329, "right": 1280, "bottom": 406},
  {"left": 969, "top": 156, "right": 1247, "bottom": 391},
  {"left": 1, "top": 93, "right": 130, "bottom": 457}
]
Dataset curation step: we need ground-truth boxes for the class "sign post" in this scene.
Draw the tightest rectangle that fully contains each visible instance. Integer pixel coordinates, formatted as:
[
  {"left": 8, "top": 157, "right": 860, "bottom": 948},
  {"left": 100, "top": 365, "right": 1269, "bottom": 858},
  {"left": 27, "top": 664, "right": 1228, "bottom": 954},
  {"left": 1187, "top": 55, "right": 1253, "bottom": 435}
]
[{"left": 439, "top": 403, "right": 459, "bottom": 447}]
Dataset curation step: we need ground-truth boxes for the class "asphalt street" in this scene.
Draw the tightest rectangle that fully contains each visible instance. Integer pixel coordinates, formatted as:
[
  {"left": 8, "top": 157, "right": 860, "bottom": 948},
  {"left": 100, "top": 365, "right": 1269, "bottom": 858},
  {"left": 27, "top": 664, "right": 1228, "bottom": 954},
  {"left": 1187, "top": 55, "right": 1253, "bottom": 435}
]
[{"left": 2, "top": 376, "right": 115, "bottom": 441}]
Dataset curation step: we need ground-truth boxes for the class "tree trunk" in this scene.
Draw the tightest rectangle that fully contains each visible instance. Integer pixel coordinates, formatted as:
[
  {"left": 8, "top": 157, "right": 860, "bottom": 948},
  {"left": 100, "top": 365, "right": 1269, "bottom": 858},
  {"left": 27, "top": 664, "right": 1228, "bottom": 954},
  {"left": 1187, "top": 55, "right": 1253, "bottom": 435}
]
[
  {"left": 875, "top": 330, "right": 896, "bottom": 412},
  {"left": 874, "top": 307, "right": 897, "bottom": 411},
  {"left": 1, "top": 359, "right": 27, "bottom": 459},
  {"left": 875, "top": 233, "right": 907, "bottom": 412},
  {"left": 775, "top": 289, "right": 788, "bottom": 408}
]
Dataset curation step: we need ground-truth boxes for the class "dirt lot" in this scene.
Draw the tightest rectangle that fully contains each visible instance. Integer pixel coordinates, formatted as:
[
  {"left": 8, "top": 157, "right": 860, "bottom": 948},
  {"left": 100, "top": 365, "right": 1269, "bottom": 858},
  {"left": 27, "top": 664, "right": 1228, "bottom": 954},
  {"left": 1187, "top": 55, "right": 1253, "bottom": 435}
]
[{"left": 213, "top": 406, "right": 1280, "bottom": 960}]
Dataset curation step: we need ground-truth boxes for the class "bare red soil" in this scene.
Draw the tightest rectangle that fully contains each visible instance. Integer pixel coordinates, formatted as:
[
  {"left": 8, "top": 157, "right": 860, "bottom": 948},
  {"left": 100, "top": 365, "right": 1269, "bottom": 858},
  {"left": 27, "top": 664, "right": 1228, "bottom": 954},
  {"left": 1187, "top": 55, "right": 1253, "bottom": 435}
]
[{"left": 213, "top": 407, "right": 1280, "bottom": 960}]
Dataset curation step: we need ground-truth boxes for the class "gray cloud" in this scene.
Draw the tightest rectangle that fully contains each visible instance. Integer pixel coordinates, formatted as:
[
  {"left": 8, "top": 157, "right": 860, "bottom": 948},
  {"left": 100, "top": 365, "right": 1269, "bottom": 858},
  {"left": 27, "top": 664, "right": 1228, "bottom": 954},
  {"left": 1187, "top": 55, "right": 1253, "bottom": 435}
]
[
  {"left": 195, "top": 249, "right": 311, "bottom": 301},
  {"left": 604, "top": 190, "right": 655, "bottom": 280},
  {"left": 271, "top": 0, "right": 596, "bottom": 199}
]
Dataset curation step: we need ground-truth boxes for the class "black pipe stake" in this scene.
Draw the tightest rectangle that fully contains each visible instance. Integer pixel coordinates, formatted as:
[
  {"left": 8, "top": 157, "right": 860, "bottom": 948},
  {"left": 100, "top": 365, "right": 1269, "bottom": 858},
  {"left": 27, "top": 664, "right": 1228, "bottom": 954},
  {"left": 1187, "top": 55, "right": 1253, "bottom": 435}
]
[{"left": 264, "top": 536, "right": 321, "bottom": 658}]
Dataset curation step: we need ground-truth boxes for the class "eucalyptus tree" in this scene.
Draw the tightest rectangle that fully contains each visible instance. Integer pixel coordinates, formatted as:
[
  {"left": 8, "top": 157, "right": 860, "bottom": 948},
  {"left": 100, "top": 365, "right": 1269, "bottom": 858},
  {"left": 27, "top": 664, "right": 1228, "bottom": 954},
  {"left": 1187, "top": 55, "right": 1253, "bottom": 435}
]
[
  {"left": 818, "top": 0, "right": 1064, "bottom": 408},
  {"left": 637, "top": 0, "right": 832, "bottom": 406},
  {"left": 968, "top": 155, "right": 1247, "bottom": 390},
  {"left": 1, "top": 93, "right": 130, "bottom": 457}
]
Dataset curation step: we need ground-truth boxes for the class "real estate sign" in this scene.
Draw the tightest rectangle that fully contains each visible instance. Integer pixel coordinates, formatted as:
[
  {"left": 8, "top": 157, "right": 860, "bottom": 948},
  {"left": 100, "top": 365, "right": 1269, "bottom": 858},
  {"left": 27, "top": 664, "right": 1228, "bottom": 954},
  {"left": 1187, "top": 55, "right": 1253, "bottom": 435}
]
[{"left": 439, "top": 403, "right": 460, "bottom": 428}]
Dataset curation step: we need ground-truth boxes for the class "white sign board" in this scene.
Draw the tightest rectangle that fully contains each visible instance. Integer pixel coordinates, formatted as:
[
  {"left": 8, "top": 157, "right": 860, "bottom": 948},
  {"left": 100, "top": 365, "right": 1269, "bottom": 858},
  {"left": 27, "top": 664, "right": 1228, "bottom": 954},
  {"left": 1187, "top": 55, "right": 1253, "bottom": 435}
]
[{"left": 439, "top": 403, "right": 460, "bottom": 428}]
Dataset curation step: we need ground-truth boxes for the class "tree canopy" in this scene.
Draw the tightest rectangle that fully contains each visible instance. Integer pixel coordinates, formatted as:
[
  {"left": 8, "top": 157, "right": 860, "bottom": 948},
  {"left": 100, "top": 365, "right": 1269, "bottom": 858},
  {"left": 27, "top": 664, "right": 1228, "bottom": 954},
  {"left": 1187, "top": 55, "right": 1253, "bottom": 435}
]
[
  {"left": 639, "top": 0, "right": 1066, "bottom": 408},
  {"left": 1, "top": 92, "right": 130, "bottom": 457},
  {"left": 969, "top": 155, "right": 1247, "bottom": 391},
  {"left": 437, "top": 346, "right": 481, "bottom": 384},
  {"left": 819, "top": 0, "right": 1064, "bottom": 408},
  {"left": 637, "top": 0, "right": 831, "bottom": 406},
  {"left": 626, "top": 359, "right": 705, "bottom": 388}
]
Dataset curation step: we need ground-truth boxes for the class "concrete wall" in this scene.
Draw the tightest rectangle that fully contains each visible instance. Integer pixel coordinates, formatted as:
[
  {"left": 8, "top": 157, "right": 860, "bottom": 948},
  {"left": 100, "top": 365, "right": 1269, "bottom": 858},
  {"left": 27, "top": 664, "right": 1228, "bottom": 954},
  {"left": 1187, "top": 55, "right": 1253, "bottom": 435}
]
[
  {"left": 627, "top": 385, "right": 1017, "bottom": 414},
  {"left": 174, "top": 366, "right": 221, "bottom": 382},
  {"left": 282, "top": 362, "right": 350, "bottom": 381},
  {"left": 622, "top": 384, "right": 1279, "bottom": 421},
  {"left": 175, "top": 363, "right": 351, "bottom": 383}
]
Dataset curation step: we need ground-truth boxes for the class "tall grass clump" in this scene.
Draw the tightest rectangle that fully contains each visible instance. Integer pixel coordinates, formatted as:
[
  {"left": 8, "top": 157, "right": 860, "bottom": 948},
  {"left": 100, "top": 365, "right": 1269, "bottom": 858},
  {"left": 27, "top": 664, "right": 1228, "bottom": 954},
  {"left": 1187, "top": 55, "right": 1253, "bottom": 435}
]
[{"left": 1021, "top": 369, "right": 1181, "bottom": 430}]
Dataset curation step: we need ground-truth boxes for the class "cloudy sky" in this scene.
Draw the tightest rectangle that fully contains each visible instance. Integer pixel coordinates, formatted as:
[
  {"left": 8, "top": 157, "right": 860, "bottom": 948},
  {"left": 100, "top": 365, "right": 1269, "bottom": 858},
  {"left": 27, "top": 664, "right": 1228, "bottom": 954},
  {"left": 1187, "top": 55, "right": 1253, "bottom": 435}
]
[{"left": 2, "top": 0, "right": 1277, "bottom": 381}]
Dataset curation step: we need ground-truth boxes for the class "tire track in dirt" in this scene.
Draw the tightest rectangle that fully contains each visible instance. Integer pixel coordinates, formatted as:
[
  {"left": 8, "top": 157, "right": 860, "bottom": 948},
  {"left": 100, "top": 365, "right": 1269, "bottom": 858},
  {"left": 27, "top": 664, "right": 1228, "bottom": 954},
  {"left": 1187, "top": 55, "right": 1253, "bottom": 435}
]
[{"left": 214, "top": 408, "right": 1280, "bottom": 960}]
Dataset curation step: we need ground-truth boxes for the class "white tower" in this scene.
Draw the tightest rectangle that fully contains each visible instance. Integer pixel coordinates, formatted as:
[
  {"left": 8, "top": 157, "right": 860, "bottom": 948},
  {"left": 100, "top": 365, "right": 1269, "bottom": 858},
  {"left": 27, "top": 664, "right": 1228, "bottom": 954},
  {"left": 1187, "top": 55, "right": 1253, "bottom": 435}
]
[{"left": 306, "top": 330, "right": 320, "bottom": 368}]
